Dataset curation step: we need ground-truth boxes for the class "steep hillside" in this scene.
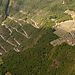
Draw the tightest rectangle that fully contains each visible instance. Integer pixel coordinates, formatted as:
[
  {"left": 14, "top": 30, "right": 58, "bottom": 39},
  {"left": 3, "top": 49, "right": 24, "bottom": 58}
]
[{"left": 0, "top": 0, "right": 75, "bottom": 75}]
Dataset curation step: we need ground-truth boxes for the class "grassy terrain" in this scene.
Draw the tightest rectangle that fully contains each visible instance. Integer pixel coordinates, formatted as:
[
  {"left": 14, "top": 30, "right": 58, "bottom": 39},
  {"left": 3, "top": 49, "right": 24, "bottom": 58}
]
[
  {"left": 0, "top": 0, "right": 75, "bottom": 75},
  {"left": 1, "top": 28, "right": 75, "bottom": 75}
]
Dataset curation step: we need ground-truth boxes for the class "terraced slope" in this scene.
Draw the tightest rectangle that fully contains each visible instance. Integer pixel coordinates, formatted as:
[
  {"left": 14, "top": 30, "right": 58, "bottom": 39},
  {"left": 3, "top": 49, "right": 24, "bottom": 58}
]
[
  {"left": 0, "top": 19, "right": 45, "bottom": 55},
  {"left": 0, "top": 0, "right": 75, "bottom": 75}
]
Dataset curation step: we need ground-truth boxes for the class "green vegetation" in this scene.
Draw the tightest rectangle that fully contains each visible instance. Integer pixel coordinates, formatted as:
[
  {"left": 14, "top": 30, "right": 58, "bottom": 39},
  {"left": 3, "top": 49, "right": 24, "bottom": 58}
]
[
  {"left": 1, "top": 28, "right": 75, "bottom": 75},
  {"left": 0, "top": 0, "right": 75, "bottom": 75}
]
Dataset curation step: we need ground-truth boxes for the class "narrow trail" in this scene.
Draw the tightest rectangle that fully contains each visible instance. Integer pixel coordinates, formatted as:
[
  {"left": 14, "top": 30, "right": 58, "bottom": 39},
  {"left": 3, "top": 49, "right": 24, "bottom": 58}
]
[{"left": 8, "top": 16, "right": 30, "bottom": 39}]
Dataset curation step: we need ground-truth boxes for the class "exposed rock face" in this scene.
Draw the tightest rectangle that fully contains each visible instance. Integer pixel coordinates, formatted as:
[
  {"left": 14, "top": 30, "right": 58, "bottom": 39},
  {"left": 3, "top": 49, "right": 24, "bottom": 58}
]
[
  {"left": 51, "top": 10, "right": 75, "bottom": 46},
  {"left": 64, "top": 10, "right": 75, "bottom": 20},
  {"left": 5, "top": 72, "right": 12, "bottom": 75}
]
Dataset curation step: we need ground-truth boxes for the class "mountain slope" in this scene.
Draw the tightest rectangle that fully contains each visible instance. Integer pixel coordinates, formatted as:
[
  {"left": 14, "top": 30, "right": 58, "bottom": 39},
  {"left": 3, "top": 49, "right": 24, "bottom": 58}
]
[{"left": 0, "top": 0, "right": 75, "bottom": 75}]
